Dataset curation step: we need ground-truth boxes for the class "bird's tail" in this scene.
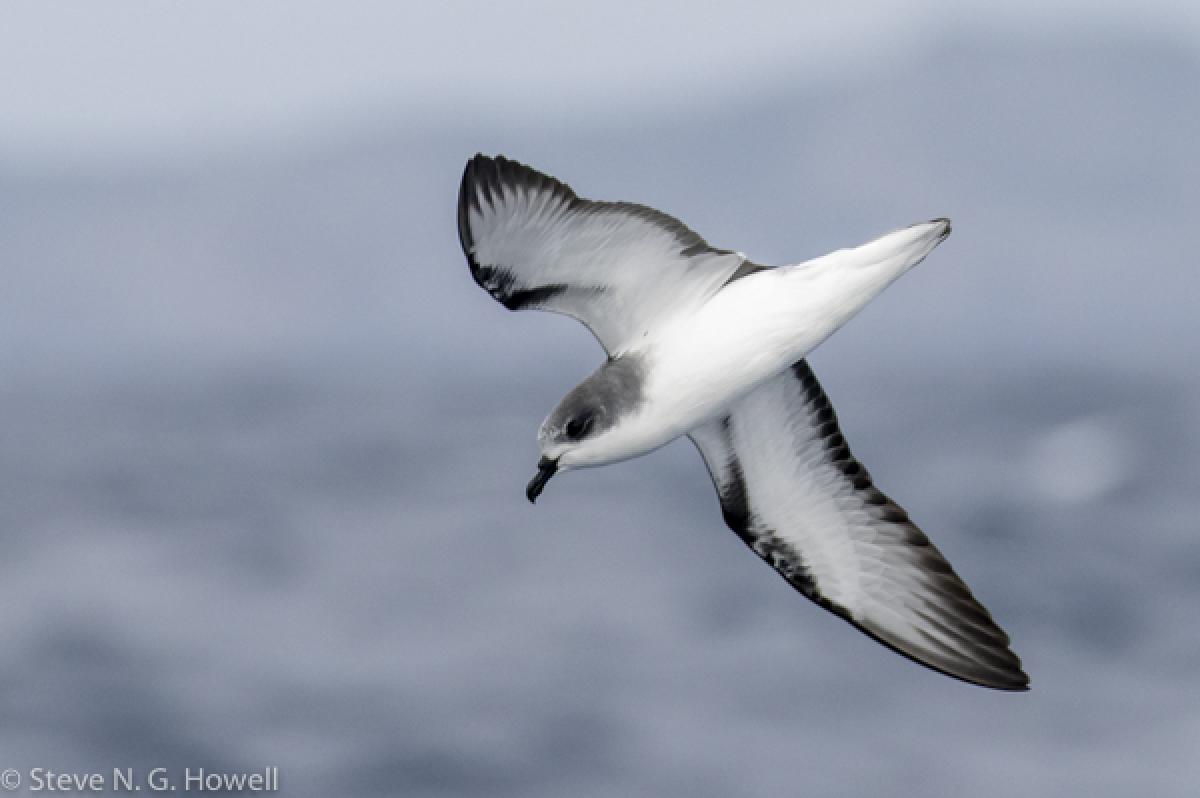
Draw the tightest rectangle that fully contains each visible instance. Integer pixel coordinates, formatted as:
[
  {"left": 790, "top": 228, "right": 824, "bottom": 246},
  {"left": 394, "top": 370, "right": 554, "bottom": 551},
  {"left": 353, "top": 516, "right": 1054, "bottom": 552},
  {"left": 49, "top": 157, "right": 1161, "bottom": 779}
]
[{"left": 752, "top": 218, "right": 953, "bottom": 361}]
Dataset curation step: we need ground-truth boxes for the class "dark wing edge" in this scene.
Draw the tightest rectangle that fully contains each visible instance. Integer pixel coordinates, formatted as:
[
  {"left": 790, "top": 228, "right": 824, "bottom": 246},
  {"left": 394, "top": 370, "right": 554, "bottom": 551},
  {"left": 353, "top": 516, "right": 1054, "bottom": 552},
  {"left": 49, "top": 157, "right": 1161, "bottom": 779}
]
[
  {"left": 689, "top": 360, "right": 1029, "bottom": 691},
  {"left": 456, "top": 153, "right": 747, "bottom": 312},
  {"left": 457, "top": 153, "right": 581, "bottom": 311}
]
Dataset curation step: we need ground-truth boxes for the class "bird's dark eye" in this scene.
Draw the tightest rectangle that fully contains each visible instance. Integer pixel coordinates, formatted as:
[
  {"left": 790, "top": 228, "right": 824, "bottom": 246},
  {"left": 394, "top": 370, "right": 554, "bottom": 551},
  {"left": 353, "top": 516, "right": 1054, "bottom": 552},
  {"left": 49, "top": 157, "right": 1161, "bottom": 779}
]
[{"left": 564, "top": 412, "right": 594, "bottom": 441}]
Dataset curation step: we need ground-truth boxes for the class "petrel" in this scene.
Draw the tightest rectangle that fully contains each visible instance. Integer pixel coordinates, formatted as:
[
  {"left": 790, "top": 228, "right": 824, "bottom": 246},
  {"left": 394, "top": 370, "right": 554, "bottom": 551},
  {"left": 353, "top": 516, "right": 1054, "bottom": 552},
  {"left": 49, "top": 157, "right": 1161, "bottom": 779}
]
[{"left": 456, "top": 154, "right": 1028, "bottom": 690}]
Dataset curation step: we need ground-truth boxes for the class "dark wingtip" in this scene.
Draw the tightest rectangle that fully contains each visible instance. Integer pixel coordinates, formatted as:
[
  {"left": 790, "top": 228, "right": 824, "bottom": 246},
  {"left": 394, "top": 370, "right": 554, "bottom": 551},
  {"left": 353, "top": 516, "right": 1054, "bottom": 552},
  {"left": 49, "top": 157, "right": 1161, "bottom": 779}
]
[
  {"left": 985, "top": 674, "right": 1031, "bottom": 692},
  {"left": 458, "top": 154, "right": 584, "bottom": 313},
  {"left": 1001, "top": 662, "right": 1031, "bottom": 691},
  {"left": 457, "top": 155, "right": 485, "bottom": 259},
  {"left": 458, "top": 153, "right": 565, "bottom": 265}
]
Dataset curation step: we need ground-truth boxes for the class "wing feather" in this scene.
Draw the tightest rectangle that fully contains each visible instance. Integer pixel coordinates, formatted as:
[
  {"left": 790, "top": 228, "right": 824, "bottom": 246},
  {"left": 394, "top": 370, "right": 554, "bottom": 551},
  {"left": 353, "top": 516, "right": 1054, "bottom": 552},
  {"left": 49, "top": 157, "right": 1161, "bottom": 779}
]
[
  {"left": 689, "top": 361, "right": 1028, "bottom": 690},
  {"left": 457, "top": 154, "right": 748, "bottom": 354}
]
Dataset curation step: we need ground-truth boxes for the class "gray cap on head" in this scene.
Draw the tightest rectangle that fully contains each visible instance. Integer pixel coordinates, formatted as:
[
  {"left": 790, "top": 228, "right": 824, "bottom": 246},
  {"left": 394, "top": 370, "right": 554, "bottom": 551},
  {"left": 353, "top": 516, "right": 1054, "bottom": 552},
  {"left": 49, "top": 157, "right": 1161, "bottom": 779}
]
[{"left": 527, "top": 355, "right": 646, "bottom": 502}]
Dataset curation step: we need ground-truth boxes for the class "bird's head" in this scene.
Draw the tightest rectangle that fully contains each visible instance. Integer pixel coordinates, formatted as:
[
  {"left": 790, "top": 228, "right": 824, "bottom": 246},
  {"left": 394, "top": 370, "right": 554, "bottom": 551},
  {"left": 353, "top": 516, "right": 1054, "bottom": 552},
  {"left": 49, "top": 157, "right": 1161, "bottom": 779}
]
[{"left": 525, "top": 355, "right": 645, "bottom": 503}]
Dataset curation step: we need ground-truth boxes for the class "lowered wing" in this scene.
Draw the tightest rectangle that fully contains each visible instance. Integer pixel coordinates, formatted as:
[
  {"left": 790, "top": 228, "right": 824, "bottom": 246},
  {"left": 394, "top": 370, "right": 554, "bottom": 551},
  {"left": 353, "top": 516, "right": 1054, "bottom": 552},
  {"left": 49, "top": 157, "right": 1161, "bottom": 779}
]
[{"left": 689, "top": 360, "right": 1028, "bottom": 690}]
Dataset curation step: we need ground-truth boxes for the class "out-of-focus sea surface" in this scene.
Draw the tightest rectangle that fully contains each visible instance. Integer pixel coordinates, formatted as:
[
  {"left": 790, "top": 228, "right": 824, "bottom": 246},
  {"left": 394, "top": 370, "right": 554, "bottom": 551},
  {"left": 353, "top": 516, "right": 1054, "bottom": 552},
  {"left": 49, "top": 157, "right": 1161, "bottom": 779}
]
[{"left": 2, "top": 36, "right": 1198, "bottom": 796}]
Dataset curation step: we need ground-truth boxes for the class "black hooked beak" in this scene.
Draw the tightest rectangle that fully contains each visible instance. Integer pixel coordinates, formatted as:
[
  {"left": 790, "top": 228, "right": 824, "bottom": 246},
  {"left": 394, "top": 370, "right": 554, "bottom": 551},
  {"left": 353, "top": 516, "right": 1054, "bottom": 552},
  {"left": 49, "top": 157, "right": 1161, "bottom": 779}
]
[{"left": 526, "top": 456, "right": 558, "bottom": 504}]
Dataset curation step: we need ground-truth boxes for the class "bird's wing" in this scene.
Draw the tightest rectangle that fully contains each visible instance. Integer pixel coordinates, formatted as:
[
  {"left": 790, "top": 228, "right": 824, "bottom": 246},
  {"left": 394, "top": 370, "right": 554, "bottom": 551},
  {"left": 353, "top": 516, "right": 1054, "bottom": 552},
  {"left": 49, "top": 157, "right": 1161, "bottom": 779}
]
[
  {"left": 457, "top": 154, "right": 750, "bottom": 355},
  {"left": 688, "top": 360, "right": 1028, "bottom": 690}
]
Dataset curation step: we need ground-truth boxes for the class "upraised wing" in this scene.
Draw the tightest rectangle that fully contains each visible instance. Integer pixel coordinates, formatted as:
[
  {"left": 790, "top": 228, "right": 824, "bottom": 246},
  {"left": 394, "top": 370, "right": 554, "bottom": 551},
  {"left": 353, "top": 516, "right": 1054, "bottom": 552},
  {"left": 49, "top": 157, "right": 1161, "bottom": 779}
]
[
  {"left": 689, "top": 360, "right": 1028, "bottom": 690},
  {"left": 457, "top": 154, "right": 751, "bottom": 355}
]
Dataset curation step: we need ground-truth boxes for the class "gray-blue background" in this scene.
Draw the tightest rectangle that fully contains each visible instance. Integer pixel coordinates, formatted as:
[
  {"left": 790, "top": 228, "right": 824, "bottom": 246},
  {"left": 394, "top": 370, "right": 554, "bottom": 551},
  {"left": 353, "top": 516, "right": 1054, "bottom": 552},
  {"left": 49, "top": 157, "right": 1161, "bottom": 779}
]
[{"left": 2, "top": 6, "right": 1198, "bottom": 796}]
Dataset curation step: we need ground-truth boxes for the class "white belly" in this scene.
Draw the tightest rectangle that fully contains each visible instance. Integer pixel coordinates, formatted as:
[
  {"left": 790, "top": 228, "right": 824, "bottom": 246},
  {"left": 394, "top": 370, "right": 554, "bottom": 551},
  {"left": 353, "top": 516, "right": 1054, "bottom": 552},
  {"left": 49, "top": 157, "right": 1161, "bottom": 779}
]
[{"left": 576, "top": 219, "right": 949, "bottom": 467}]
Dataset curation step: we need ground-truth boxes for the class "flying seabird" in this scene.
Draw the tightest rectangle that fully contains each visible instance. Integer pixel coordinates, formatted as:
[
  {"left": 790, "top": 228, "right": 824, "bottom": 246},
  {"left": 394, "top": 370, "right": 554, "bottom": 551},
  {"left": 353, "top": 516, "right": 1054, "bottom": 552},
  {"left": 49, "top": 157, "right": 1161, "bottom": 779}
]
[{"left": 456, "top": 154, "right": 1028, "bottom": 691}]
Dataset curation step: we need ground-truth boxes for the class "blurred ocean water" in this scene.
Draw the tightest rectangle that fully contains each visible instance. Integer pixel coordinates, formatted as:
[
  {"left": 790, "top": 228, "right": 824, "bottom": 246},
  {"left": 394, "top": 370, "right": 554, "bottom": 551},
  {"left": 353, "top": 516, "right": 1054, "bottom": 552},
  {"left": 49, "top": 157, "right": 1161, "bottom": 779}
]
[{"left": 1, "top": 34, "right": 1198, "bottom": 796}]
